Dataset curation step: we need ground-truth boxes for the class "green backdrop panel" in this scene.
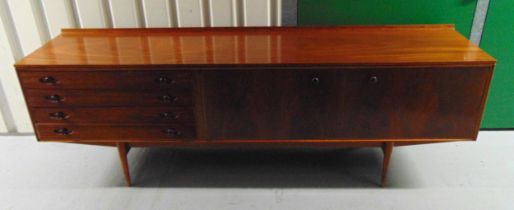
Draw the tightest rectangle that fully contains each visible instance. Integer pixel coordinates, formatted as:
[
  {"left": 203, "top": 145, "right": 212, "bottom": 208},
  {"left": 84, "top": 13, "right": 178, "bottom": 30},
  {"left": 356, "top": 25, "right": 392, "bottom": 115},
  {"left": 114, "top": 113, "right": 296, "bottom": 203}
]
[
  {"left": 298, "top": 0, "right": 477, "bottom": 36},
  {"left": 480, "top": 1, "right": 514, "bottom": 128}
]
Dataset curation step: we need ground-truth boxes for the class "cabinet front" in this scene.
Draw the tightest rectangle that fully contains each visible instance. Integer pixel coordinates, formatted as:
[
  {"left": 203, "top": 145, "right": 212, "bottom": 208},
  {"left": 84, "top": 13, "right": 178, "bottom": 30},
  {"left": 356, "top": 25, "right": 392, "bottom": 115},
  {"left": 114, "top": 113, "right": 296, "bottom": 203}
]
[{"left": 201, "top": 68, "right": 491, "bottom": 140}]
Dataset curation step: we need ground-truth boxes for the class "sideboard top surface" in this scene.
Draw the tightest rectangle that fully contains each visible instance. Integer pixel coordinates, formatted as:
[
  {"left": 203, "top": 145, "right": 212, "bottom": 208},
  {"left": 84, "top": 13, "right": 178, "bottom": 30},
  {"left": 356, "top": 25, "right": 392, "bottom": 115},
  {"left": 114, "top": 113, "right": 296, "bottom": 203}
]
[{"left": 15, "top": 25, "right": 495, "bottom": 69}]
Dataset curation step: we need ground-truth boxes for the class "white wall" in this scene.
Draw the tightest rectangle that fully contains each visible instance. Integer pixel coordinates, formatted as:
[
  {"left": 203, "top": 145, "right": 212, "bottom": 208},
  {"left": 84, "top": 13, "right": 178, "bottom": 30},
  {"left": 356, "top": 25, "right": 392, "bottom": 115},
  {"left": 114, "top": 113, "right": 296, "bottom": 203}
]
[{"left": 0, "top": 0, "right": 282, "bottom": 134}]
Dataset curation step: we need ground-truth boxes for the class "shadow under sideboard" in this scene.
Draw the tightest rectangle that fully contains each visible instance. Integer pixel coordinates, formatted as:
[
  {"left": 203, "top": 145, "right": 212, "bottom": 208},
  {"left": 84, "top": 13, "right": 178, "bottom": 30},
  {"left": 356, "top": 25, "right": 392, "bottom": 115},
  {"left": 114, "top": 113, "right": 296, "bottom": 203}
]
[{"left": 103, "top": 147, "right": 422, "bottom": 188}]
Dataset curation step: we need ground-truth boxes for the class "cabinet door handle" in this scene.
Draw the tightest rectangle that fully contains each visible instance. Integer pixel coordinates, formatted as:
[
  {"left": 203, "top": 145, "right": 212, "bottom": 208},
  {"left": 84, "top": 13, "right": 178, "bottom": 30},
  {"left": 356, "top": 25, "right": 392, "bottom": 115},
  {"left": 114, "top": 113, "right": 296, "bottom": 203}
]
[
  {"left": 49, "top": 112, "right": 68, "bottom": 120},
  {"left": 162, "top": 128, "right": 181, "bottom": 136},
  {"left": 312, "top": 77, "right": 320, "bottom": 85},
  {"left": 40, "top": 76, "right": 57, "bottom": 85},
  {"left": 159, "top": 112, "right": 179, "bottom": 119},
  {"left": 54, "top": 128, "right": 72, "bottom": 135},
  {"left": 158, "top": 95, "right": 177, "bottom": 103},
  {"left": 369, "top": 75, "right": 378, "bottom": 84},
  {"left": 45, "top": 95, "right": 63, "bottom": 102}
]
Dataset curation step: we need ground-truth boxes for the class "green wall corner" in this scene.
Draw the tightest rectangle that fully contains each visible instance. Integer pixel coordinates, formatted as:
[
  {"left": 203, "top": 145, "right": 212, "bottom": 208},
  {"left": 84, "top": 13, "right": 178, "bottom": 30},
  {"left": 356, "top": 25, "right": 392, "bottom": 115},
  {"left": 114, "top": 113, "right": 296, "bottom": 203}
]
[{"left": 479, "top": 1, "right": 514, "bottom": 128}]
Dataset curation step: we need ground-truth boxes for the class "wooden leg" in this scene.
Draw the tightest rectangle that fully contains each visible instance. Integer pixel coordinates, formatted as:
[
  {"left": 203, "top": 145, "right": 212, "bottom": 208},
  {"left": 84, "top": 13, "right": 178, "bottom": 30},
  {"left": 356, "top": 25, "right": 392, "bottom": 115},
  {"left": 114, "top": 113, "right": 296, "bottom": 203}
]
[
  {"left": 116, "top": 142, "right": 132, "bottom": 186},
  {"left": 381, "top": 142, "right": 394, "bottom": 187}
]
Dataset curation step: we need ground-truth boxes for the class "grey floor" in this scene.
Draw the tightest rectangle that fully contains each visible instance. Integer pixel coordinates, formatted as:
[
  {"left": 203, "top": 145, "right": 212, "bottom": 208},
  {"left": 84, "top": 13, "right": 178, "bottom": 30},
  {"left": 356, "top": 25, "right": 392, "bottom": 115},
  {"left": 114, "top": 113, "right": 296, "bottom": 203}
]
[{"left": 0, "top": 131, "right": 513, "bottom": 210}]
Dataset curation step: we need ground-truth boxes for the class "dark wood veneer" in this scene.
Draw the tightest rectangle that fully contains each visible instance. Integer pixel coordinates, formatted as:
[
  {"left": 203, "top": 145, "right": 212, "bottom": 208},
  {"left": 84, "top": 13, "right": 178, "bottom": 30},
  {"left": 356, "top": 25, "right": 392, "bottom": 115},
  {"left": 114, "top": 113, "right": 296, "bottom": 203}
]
[
  {"left": 15, "top": 25, "right": 495, "bottom": 187},
  {"left": 18, "top": 71, "right": 193, "bottom": 90},
  {"left": 201, "top": 67, "right": 490, "bottom": 140},
  {"left": 31, "top": 107, "right": 195, "bottom": 124},
  {"left": 25, "top": 89, "right": 193, "bottom": 107},
  {"left": 36, "top": 124, "right": 196, "bottom": 141}
]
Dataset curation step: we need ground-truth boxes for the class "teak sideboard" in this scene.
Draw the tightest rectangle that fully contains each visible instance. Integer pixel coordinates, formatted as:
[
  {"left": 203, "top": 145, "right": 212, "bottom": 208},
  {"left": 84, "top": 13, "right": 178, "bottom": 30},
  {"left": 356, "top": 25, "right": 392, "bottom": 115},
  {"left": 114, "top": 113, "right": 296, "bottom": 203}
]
[{"left": 15, "top": 25, "right": 495, "bottom": 187}]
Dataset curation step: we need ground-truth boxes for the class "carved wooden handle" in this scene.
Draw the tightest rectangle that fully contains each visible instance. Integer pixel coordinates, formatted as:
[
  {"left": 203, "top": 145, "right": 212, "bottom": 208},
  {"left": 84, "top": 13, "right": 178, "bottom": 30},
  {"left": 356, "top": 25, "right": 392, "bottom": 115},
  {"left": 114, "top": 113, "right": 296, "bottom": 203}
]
[
  {"left": 312, "top": 77, "right": 320, "bottom": 85},
  {"left": 45, "top": 95, "right": 63, "bottom": 102},
  {"left": 369, "top": 76, "right": 378, "bottom": 84},
  {"left": 49, "top": 112, "right": 68, "bottom": 120},
  {"left": 158, "top": 95, "right": 177, "bottom": 103},
  {"left": 54, "top": 128, "right": 72, "bottom": 135},
  {"left": 156, "top": 76, "right": 171, "bottom": 84},
  {"left": 162, "top": 128, "right": 181, "bottom": 136},
  {"left": 40, "top": 76, "right": 57, "bottom": 84},
  {"left": 156, "top": 75, "right": 176, "bottom": 85},
  {"left": 159, "top": 112, "right": 179, "bottom": 119}
]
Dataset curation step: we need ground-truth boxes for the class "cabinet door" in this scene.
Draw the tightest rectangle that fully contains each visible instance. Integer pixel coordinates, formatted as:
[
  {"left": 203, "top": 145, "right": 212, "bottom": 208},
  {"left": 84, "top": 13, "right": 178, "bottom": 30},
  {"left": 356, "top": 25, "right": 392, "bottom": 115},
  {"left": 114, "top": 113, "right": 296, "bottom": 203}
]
[
  {"left": 201, "top": 67, "right": 492, "bottom": 140},
  {"left": 328, "top": 68, "right": 492, "bottom": 139},
  {"left": 201, "top": 69, "right": 341, "bottom": 139}
]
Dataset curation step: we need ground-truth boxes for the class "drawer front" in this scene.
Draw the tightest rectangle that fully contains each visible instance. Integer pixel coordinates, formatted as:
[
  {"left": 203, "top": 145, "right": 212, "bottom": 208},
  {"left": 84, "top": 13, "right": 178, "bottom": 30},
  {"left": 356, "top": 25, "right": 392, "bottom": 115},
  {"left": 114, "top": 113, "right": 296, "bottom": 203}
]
[
  {"left": 18, "top": 71, "right": 193, "bottom": 90},
  {"left": 35, "top": 124, "right": 196, "bottom": 141},
  {"left": 25, "top": 90, "right": 193, "bottom": 107},
  {"left": 31, "top": 107, "right": 195, "bottom": 124},
  {"left": 201, "top": 68, "right": 492, "bottom": 140}
]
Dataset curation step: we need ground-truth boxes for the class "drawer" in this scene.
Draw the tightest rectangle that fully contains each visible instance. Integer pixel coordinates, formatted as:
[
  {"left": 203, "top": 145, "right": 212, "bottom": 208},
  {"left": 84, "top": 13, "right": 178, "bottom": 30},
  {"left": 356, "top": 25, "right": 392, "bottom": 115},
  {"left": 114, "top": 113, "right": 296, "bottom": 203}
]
[
  {"left": 18, "top": 71, "right": 193, "bottom": 90},
  {"left": 25, "top": 90, "right": 193, "bottom": 107},
  {"left": 31, "top": 107, "right": 195, "bottom": 124},
  {"left": 35, "top": 124, "right": 196, "bottom": 141}
]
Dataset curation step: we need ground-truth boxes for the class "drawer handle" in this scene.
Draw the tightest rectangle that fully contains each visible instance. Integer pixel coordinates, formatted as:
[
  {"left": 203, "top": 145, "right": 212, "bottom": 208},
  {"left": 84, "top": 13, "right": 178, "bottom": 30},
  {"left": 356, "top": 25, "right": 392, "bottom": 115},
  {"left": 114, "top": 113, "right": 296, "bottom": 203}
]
[
  {"left": 369, "top": 76, "right": 378, "bottom": 84},
  {"left": 156, "top": 76, "right": 174, "bottom": 84},
  {"left": 162, "top": 128, "right": 181, "bottom": 136},
  {"left": 45, "top": 95, "right": 63, "bottom": 102},
  {"left": 312, "top": 77, "right": 320, "bottom": 85},
  {"left": 49, "top": 112, "right": 68, "bottom": 120},
  {"left": 40, "top": 76, "right": 57, "bottom": 85},
  {"left": 159, "top": 112, "right": 179, "bottom": 119},
  {"left": 54, "top": 128, "right": 72, "bottom": 135},
  {"left": 158, "top": 95, "right": 177, "bottom": 103}
]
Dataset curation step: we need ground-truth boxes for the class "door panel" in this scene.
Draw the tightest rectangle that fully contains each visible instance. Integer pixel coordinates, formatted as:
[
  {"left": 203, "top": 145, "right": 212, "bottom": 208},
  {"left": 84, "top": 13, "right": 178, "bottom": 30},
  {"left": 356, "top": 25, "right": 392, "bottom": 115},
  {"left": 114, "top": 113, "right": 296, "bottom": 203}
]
[{"left": 201, "top": 68, "right": 491, "bottom": 140}]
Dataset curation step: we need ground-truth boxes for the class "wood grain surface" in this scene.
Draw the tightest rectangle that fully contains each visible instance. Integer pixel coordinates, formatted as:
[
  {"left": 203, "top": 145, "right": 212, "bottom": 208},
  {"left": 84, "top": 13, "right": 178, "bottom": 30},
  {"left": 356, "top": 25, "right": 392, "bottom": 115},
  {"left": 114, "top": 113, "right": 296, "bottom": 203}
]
[
  {"left": 201, "top": 67, "right": 491, "bottom": 140},
  {"left": 15, "top": 25, "right": 495, "bottom": 69}
]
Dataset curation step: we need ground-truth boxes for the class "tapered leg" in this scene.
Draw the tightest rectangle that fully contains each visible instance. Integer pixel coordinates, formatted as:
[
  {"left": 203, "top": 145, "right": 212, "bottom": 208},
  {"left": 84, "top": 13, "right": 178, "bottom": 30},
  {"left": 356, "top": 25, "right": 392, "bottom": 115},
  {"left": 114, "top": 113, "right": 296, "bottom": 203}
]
[
  {"left": 381, "top": 142, "right": 394, "bottom": 187},
  {"left": 116, "top": 142, "right": 131, "bottom": 186}
]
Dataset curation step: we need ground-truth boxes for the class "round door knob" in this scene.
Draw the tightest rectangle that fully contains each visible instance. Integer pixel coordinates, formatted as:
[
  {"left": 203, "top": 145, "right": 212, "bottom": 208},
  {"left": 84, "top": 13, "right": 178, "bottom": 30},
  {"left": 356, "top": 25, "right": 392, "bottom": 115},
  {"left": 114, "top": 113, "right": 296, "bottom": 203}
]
[
  {"left": 45, "top": 95, "right": 63, "bottom": 102},
  {"left": 312, "top": 77, "right": 320, "bottom": 85},
  {"left": 369, "top": 76, "right": 378, "bottom": 84},
  {"left": 49, "top": 112, "right": 68, "bottom": 120},
  {"left": 54, "top": 128, "right": 71, "bottom": 135},
  {"left": 159, "top": 112, "right": 179, "bottom": 119},
  {"left": 158, "top": 95, "right": 177, "bottom": 103},
  {"left": 40, "top": 76, "right": 57, "bottom": 84},
  {"left": 162, "top": 128, "right": 181, "bottom": 136}
]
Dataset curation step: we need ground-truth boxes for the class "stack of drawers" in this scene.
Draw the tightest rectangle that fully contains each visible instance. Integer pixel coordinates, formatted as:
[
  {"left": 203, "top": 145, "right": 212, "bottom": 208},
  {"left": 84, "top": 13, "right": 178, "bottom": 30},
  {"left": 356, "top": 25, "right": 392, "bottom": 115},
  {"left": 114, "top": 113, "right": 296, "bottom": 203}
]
[{"left": 18, "top": 70, "right": 196, "bottom": 141}]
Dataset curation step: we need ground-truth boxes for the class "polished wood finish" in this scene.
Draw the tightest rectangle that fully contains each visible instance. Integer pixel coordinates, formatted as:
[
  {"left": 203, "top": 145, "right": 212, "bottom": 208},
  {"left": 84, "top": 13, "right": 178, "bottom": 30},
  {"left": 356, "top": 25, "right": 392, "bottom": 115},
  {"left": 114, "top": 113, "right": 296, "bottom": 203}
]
[
  {"left": 201, "top": 67, "right": 490, "bottom": 140},
  {"left": 116, "top": 142, "right": 131, "bottom": 186},
  {"left": 31, "top": 107, "right": 195, "bottom": 124},
  {"left": 18, "top": 71, "right": 192, "bottom": 90},
  {"left": 35, "top": 124, "right": 196, "bottom": 141},
  {"left": 381, "top": 142, "right": 394, "bottom": 187},
  {"left": 15, "top": 25, "right": 495, "bottom": 187},
  {"left": 25, "top": 90, "right": 193, "bottom": 107},
  {"left": 15, "top": 25, "right": 494, "bottom": 68}
]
